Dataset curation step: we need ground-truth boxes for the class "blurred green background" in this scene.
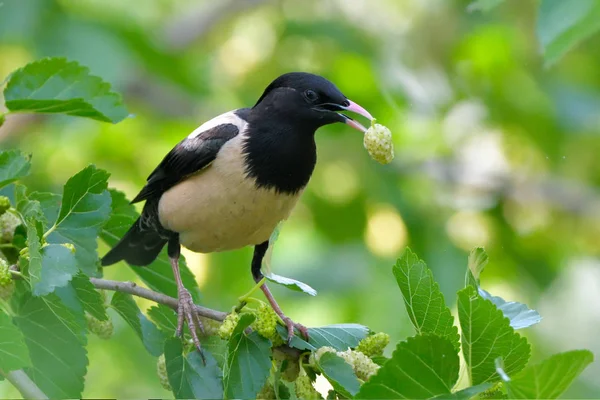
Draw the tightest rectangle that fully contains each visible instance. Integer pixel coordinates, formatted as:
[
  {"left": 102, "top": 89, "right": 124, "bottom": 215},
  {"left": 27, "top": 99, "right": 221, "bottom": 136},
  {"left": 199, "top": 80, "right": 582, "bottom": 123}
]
[{"left": 1, "top": 0, "right": 599, "bottom": 398}]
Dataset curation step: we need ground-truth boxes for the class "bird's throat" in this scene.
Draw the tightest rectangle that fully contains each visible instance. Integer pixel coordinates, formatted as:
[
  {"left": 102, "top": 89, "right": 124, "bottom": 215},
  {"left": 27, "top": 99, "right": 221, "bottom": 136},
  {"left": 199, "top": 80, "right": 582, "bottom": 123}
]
[{"left": 242, "top": 122, "right": 317, "bottom": 195}]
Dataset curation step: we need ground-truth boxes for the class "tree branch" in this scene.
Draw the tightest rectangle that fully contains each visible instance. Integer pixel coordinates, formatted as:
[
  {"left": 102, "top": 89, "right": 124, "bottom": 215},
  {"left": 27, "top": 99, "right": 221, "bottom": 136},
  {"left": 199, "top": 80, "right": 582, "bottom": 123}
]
[
  {"left": 2, "top": 369, "right": 48, "bottom": 400},
  {"left": 89, "top": 278, "right": 228, "bottom": 322}
]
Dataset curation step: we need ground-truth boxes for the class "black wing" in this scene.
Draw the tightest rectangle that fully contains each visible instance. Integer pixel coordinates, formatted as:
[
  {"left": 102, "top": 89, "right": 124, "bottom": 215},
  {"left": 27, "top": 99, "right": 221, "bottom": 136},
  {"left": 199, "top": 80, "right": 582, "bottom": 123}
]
[{"left": 131, "top": 123, "right": 240, "bottom": 203}]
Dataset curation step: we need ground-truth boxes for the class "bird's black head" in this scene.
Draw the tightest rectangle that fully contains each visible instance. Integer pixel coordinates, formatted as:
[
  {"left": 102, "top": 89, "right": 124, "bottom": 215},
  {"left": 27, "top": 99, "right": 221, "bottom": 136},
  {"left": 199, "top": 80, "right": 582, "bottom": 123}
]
[{"left": 253, "top": 72, "right": 373, "bottom": 132}]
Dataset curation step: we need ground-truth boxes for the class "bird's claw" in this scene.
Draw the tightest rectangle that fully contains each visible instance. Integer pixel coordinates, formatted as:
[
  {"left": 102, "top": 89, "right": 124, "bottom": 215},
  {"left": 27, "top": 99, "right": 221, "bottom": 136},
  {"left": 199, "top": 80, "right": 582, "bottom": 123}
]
[
  {"left": 175, "top": 288, "right": 206, "bottom": 363},
  {"left": 282, "top": 316, "right": 309, "bottom": 344}
]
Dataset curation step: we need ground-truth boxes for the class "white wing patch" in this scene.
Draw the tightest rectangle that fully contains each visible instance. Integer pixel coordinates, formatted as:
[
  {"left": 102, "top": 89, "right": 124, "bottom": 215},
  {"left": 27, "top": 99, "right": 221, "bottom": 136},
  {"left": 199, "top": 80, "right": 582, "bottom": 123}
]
[{"left": 187, "top": 110, "right": 247, "bottom": 139}]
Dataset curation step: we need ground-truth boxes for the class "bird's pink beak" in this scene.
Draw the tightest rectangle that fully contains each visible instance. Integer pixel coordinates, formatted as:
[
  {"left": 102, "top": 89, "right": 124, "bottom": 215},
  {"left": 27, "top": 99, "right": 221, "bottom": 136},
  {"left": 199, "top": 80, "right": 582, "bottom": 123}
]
[{"left": 340, "top": 100, "right": 374, "bottom": 133}]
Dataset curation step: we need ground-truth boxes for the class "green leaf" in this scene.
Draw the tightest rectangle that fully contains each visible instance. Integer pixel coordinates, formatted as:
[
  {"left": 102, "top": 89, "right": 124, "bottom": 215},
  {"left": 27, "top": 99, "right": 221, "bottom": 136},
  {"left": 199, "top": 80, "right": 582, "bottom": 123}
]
[
  {"left": 537, "top": 0, "right": 600, "bottom": 66},
  {"left": 28, "top": 192, "right": 61, "bottom": 226},
  {"left": 3, "top": 57, "right": 129, "bottom": 123},
  {"left": 467, "top": 0, "right": 504, "bottom": 13},
  {"left": 0, "top": 310, "right": 31, "bottom": 372},
  {"left": 101, "top": 189, "right": 200, "bottom": 301},
  {"left": 0, "top": 150, "right": 30, "bottom": 189},
  {"left": 13, "top": 287, "right": 88, "bottom": 398},
  {"left": 430, "top": 383, "right": 493, "bottom": 399},
  {"left": 32, "top": 244, "right": 78, "bottom": 297},
  {"left": 265, "top": 272, "right": 317, "bottom": 296},
  {"left": 505, "top": 350, "right": 594, "bottom": 399},
  {"left": 317, "top": 352, "right": 360, "bottom": 398},
  {"left": 468, "top": 247, "right": 488, "bottom": 283},
  {"left": 148, "top": 304, "right": 178, "bottom": 336},
  {"left": 277, "top": 323, "right": 370, "bottom": 351},
  {"left": 393, "top": 248, "right": 460, "bottom": 349},
  {"left": 356, "top": 334, "right": 460, "bottom": 399},
  {"left": 223, "top": 313, "right": 272, "bottom": 399},
  {"left": 46, "top": 165, "right": 112, "bottom": 276},
  {"left": 164, "top": 338, "right": 223, "bottom": 399},
  {"left": 458, "top": 286, "right": 530, "bottom": 385},
  {"left": 201, "top": 336, "right": 228, "bottom": 369},
  {"left": 110, "top": 292, "right": 164, "bottom": 356},
  {"left": 479, "top": 289, "right": 541, "bottom": 330},
  {"left": 71, "top": 273, "right": 108, "bottom": 321}
]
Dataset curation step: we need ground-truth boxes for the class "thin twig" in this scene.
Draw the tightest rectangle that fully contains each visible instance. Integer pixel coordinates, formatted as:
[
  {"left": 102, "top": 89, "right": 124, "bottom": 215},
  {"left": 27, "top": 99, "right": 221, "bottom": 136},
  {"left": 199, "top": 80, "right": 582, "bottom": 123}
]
[
  {"left": 89, "top": 278, "right": 228, "bottom": 321},
  {"left": 2, "top": 369, "right": 48, "bottom": 399}
]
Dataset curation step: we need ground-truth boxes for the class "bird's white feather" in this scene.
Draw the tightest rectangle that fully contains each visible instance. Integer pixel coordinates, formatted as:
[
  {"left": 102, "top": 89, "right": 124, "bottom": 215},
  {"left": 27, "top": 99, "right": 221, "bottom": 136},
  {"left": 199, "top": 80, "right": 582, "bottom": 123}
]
[{"left": 186, "top": 110, "right": 246, "bottom": 139}]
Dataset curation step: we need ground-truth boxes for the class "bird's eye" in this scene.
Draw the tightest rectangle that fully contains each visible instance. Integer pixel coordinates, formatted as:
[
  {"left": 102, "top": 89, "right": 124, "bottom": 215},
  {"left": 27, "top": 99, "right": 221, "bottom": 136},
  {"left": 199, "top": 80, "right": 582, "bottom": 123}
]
[{"left": 304, "top": 89, "right": 319, "bottom": 103}]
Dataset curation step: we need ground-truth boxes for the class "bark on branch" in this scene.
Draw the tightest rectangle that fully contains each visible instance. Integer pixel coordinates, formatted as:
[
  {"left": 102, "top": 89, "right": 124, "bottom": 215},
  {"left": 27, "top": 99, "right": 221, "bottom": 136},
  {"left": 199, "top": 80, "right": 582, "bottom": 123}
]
[{"left": 89, "top": 278, "right": 228, "bottom": 321}]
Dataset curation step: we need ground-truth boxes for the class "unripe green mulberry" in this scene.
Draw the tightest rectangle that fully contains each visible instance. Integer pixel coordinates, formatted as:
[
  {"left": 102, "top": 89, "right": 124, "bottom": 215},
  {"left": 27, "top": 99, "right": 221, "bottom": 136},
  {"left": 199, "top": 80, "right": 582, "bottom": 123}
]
[
  {"left": 338, "top": 350, "right": 380, "bottom": 381},
  {"left": 199, "top": 316, "right": 221, "bottom": 336},
  {"left": 0, "top": 212, "right": 21, "bottom": 243},
  {"left": 0, "top": 258, "right": 14, "bottom": 300},
  {"left": 86, "top": 314, "right": 114, "bottom": 340},
  {"left": 0, "top": 197, "right": 10, "bottom": 216},
  {"left": 156, "top": 354, "right": 172, "bottom": 391},
  {"left": 356, "top": 332, "right": 390, "bottom": 357},
  {"left": 295, "top": 374, "right": 322, "bottom": 400},
  {"left": 253, "top": 302, "right": 278, "bottom": 341},
  {"left": 257, "top": 382, "right": 276, "bottom": 400},
  {"left": 274, "top": 351, "right": 301, "bottom": 382},
  {"left": 363, "top": 122, "right": 394, "bottom": 164},
  {"left": 60, "top": 243, "right": 76, "bottom": 254},
  {"left": 0, "top": 114, "right": 5, "bottom": 128},
  {"left": 281, "top": 359, "right": 300, "bottom": 382},
  {"left": 309, "top": 346, "right": 337, "bottom": 366},
  {"left": 218, "top": 311, "right": 240, "bottom": 340}
]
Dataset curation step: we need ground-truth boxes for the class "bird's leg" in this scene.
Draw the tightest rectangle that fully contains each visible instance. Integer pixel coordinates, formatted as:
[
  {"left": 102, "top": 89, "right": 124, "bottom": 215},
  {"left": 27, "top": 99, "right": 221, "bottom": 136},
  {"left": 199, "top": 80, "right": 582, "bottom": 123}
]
[
  {"left": 168, "top": 237, "right": 205, "bottom": 359},
  {"left": 252, "top": 241, "right": 309, "bottom": 342}
]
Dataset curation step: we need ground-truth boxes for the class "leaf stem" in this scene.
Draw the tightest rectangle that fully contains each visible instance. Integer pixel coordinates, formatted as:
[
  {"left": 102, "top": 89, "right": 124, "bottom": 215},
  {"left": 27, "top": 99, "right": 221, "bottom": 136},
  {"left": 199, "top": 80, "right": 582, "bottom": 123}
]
[
  {"left": 238, "top": 277, "right": 267, "bottom": 305},
  {"left": 1, "top": 369, "right": 48, "bottom": 399},
  {"left": 42, "top": 224, "right": 56, "bottom": 240}
]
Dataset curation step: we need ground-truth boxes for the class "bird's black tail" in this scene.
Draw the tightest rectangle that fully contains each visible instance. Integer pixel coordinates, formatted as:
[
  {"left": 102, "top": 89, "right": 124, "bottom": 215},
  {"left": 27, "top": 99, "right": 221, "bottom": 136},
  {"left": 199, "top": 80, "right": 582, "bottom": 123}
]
[{"left": 101, "top": 217, "right": 167, "bottom": 267}]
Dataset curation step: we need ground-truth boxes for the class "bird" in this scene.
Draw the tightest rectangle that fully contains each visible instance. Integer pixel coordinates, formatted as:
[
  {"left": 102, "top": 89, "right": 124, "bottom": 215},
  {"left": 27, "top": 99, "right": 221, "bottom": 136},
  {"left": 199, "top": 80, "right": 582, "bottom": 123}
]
[{"left": 101, "top": 72, "right": 373, "bottom": 353}]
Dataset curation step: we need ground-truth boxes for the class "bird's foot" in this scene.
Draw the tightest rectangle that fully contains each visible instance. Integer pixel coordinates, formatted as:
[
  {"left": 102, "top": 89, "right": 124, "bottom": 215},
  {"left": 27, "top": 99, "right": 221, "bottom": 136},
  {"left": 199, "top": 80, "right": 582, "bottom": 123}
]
[
  {"left": 281, "top": 316, "right": 309, "bottom": 344},
  {"left": 176, "top": 288, "right": 206, "bottom": 363}
]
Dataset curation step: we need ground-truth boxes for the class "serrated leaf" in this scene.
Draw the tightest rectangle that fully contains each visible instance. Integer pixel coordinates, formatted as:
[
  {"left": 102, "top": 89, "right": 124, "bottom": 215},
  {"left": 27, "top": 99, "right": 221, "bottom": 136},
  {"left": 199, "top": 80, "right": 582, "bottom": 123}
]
[
  {"left": 0, "top": 150, "right": 30, "bottom": 189},
  {"left": 393, "top": 249, "right": 460, "bottom": 349},
  {"left": 3, "top": 57, "right": 128, "bottom": 123},
  {"left": 277, "top": 323, "right": 370, "bottom": 351},
  {"left": 467, "top": 0, "right": 504, "bottom": 13},
  {"left": 223, "top": 313, "right": 272, "bottom": 399},
  {"left": 101, "top": 189, "right": 200, "bottom": 301},
  {"left": 71, "top": 273, "right": 107, "bottom": 321},
  {"left": 317, "top": 352, "right": 360, "bottom": 398},
  {"left": 0, "top": 310, "right": 31, "bottom": 372},
  {"left": 537, "top": 0, "right": 600, "bottom": 66},
  {"left": 110, "top": 292, "right": 164, "bottom": 356},
  {"left": 32, "top": 244, "right": 78, "bottom": 296},
  {"left": 13, "top": 286, "right": 88, "bottom": 398},
  {"left": 505, "top": 350, "right": 593, "bottom": 399},
  {"left": 28, "top": 192, "right": 61, "bottom": 226},
  {"left": 148, "top": 304, "right": 178, "bottom": 336},
  {"left": 164, "top": 338, "right": 223, "bottom": 399},
  {"left": 479, "top": 289, "right": 541, "bottom": 330},
  {"left": 357, "top": 334, "right": 460, "bottom": 399},
  {"left": 46, "top": 165, "right": 111, "bottom": 277},
  {"left": 430, "top": 383, "right": 494, "bottom": 399},
  {"left": 458, "top": 286, "right": 530, "bottom": 385},
  {"left": 265, "top": 273, "right": 317, "bottom": 296}
]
